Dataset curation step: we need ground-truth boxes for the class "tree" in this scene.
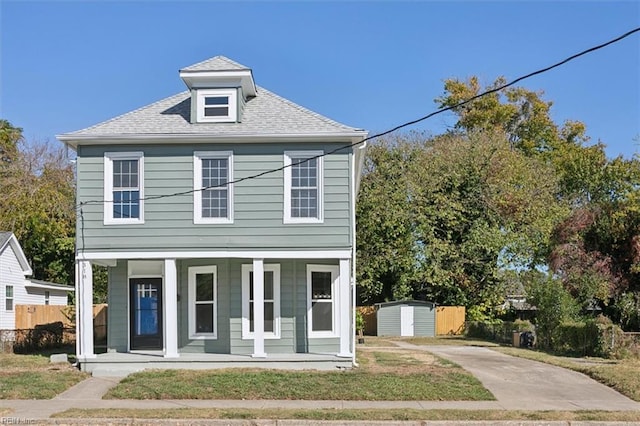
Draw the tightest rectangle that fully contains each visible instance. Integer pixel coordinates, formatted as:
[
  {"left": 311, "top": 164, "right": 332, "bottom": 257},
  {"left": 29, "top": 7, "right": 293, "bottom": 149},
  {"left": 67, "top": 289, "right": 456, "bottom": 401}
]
[
  {"left": 356, "top": 130, "right": 564, "bottom": 318},
  {"left": 356, "top": 135, "right": 419, "bottom": 303},
  {"left": 0, "top": 120, "right": 76, "bottom": 286}
]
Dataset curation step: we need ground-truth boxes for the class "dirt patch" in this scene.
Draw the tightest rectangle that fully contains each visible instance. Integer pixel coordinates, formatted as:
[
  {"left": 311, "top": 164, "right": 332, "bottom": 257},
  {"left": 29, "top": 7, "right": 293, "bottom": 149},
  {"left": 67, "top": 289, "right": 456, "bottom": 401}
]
[{"left": 357, "top": 347, "right": 444, "bottom": 374}]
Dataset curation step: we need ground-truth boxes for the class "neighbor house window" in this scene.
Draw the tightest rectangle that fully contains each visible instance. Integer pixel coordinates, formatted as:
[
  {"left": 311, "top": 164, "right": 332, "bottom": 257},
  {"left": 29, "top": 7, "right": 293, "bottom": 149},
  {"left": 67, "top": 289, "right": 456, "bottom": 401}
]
[
  {"left": 241, "top": 264, "right": 281, "bottom": 339},
  {"left": 5, "top": 285, "right": 13, "bottom": 311},
  {"left": 104, "top": 152, "right": 144, "bottom": 225},
  {"left": 44, "top": 291, "right": 50, "bottom": 305},
  {"left": 194, "top": 151, "right": 233, "bottom": 224},
  {"left": 307, "top": 264, "right": 339, "bottom": 337},
  {"left": 196, "top": 89, "right": 237, "bottom": 123},
  {"left": 188, "top": 266, "right": 217, "bottom": 339},
  {"left": 284, "top": 151, "right": 323, "bottom": 223}
]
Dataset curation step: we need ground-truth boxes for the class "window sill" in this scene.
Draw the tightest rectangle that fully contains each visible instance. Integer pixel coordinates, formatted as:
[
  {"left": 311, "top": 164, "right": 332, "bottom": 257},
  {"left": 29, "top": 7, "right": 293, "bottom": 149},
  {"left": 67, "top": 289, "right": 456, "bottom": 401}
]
[{"left": 189, "top": 334, "right": 218, "bottom": 340}]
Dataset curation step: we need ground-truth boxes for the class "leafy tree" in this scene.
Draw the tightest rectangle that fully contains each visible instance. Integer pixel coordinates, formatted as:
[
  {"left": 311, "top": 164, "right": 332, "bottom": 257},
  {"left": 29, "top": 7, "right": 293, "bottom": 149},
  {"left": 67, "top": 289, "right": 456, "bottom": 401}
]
[
  {"left": 356, "top": 130, "right": 564, "bottom": 318},
  {"left": 0, "top": 120, "right": 76, "bottom": 286},
  {"left": 524, "top": 272, "right": 580, "bottom": 349},
  {"left": 356, "top": 135, "right": 419, "bottom": 303}
]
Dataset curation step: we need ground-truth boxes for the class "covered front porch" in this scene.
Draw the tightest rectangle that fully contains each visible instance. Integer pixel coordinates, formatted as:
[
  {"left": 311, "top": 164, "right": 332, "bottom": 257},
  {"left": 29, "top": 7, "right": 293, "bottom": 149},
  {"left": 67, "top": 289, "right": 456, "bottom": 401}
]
[{"left": 75, "top": 251, "right": 356, "bottom": 372}]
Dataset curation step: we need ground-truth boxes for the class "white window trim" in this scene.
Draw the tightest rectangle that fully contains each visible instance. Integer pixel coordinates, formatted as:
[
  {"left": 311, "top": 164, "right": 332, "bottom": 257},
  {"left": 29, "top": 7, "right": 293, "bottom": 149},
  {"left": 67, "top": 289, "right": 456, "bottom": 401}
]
[
  {"left": 196, "top": 89, "right": 237, "bottom": 123},
  {"left": 5, "top": 285, "right": 14, "bottom": 312},
  {"left": 194, "top": 151, "right": 234, "bottom": 224},
  {"left": 241, "top": 264, "right": 281, "bottom": 340},
  {"left": 307, "top": 264, "right": 339, "bottom": 338},
  {"left": 104, "top": 152, "right": 144, "bottom": 225},
  {"left": 188, "top": 265, "right": 218, "bottom": 340},
  {"left": 283, "top": 151, "right": 324, "bottom": 224}
]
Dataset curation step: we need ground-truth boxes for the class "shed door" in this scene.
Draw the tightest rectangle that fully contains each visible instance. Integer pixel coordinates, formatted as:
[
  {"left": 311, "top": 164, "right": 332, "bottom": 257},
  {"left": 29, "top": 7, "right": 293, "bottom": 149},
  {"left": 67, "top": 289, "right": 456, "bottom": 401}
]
[{"left": 400, "top": 305, "right": 414, "bottom": 336}]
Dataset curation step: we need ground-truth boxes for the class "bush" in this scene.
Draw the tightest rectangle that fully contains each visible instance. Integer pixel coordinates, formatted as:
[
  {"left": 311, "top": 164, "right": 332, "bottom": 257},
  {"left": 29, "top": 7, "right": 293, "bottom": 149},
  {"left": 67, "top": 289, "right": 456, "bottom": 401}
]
[
  {"left": 466, "top": 319, "right": 534, "bottom": 344},
  {"left": 12, "top": 321, "right": 65, "bottom": 353}
]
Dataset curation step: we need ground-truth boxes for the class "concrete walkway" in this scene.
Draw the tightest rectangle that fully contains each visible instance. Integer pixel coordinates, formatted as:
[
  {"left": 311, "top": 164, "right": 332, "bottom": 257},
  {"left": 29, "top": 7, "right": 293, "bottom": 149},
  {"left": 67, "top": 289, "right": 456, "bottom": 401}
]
[
  {"left": 397, "top": 342, "right": 640, "bottom": 411},
  {"left": 1, "top": 345, "right": 639, "bottom": 423}
]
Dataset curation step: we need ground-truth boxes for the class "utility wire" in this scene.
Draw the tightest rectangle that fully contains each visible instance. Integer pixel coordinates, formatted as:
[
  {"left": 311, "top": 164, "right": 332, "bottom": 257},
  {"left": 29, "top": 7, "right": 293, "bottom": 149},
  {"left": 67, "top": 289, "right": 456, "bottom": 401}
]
[{"left": 77, "top": 26, "right": 640, "bottom": 209}]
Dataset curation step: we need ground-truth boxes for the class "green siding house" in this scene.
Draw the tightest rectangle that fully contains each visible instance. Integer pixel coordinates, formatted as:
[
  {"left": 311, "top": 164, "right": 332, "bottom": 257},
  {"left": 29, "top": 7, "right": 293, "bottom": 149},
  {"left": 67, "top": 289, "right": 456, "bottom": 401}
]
[{"left": 58, "top": 56, "right": 367, "bottom": 374}]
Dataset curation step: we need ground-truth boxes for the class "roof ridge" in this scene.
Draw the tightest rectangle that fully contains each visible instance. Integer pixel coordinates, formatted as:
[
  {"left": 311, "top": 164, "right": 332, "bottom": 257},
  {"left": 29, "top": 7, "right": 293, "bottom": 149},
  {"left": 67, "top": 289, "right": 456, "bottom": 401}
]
[
  {"left": 256, "top": 86, "right": 362, "bottom": 132},
  {"left": 180, "top": 55, "right": 249, "bottom": 72},
  {"left": 63, "top": 91, "right": 190, "bottom": 135}
]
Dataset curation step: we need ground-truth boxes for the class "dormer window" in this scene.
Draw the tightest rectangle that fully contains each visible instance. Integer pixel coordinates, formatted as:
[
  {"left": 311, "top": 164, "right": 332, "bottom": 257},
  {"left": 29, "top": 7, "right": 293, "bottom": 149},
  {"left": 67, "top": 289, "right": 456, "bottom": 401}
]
[{"left": 197, "top": 89, "right": 237, "bottom": 123}]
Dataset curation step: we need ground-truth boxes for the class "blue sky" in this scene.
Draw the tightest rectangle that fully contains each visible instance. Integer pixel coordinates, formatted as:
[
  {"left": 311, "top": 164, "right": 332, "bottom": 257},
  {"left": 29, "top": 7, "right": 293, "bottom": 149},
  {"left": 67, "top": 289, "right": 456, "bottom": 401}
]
[{"left": 1, "top": 1, "right": 639, "bottom": 158}]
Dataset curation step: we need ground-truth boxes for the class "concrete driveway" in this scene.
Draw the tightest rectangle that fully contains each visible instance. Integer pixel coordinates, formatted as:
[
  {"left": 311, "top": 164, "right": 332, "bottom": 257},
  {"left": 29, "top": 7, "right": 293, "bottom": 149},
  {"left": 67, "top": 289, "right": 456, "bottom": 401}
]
[{"left": 396, "top": 342, "right": 640, "bottom": 411}]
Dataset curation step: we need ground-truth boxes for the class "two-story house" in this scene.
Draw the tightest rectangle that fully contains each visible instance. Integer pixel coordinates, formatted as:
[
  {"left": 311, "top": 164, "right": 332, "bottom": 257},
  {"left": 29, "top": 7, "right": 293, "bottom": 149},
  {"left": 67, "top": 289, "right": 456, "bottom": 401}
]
[{"left": 58, "top": 56, "right": 367, "bottom": 374}]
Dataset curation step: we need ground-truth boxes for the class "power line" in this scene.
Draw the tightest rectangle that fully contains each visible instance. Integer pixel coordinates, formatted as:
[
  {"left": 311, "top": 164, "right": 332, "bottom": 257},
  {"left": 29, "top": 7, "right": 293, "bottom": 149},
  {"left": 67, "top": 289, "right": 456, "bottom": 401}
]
[{"left": 77, "top": 26, "right": 640, "bottom": 209}]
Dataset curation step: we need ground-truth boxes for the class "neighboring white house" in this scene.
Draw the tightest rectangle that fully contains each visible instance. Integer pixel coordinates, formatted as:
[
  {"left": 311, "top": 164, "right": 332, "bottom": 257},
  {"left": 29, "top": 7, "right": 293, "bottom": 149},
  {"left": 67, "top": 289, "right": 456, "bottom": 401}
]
[{"left": 0, "top": 232, "right": 74, "bottom": 330}]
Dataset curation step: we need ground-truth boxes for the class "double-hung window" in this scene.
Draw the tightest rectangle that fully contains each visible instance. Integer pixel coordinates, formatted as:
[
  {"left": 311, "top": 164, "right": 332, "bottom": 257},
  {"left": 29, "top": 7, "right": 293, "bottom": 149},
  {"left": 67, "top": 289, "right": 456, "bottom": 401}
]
[
  {"left": 194, "top": 151, "right": 233, "bottom": 224},
  {"left": 307, "top": 264, "right": 339, "bottom": 337},
  {"left": 5, "top": 285, "right": 13, "bottom": 311},
  {"left": 188, "top": 266, "right": 217, "bottom": 339},
  {"left": 241, "top": 264, "right": 281, "bottom": 339},
  {"left": 196, "top": 89, "right": 237, "bottom": 123},
  {"left": 284, "top": 151, "right": 323, "bottom": 223},
  {"left": 104, "top": 152, "right": 144, "bottom": 224}
]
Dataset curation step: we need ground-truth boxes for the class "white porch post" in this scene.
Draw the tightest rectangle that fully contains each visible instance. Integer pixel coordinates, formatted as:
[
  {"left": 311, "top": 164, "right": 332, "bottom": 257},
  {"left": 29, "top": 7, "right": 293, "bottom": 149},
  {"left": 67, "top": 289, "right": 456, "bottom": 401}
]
[
  {"left": 338, "top": 258, "right": 352, "bottom": 357},
  {"left": 77, "top": 259, "right": 95, "bottom": 359},
  {"left": 252, "top": 258, "right": 266, "bottom": 358},
  {"left": 163, "top": 258, "right": 179, "bottom": 358}
]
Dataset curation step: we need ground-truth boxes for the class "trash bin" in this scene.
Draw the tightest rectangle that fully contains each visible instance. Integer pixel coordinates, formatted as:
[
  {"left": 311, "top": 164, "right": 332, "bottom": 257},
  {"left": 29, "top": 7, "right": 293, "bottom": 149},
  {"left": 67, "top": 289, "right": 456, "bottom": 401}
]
[{"left": 512, "top": 331, "right": 521, "bottom": 347}]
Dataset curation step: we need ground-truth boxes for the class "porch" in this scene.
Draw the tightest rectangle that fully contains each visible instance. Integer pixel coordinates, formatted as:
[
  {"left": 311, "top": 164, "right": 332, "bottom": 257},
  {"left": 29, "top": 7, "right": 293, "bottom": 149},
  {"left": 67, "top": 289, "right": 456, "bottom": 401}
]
[{"left": 81, "top": 350, "right": 353, "bottom": 377}]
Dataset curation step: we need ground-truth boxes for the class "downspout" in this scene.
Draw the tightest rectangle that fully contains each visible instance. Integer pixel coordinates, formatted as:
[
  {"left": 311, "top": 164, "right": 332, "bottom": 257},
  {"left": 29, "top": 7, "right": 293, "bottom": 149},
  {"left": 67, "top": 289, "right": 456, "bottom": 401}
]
[{"left": 351, "top": 138, "right": 368, "bottom": 366}]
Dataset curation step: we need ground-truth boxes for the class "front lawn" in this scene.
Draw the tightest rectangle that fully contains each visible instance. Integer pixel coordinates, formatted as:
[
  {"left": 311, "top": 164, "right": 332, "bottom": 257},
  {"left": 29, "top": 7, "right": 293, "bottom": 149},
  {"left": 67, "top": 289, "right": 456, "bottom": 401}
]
[
  {"left": 105, "top": 347, "right": 493, "bottom": 401},
  {"left": 0, "top": 353, "right": 87, "bottom": 399}
]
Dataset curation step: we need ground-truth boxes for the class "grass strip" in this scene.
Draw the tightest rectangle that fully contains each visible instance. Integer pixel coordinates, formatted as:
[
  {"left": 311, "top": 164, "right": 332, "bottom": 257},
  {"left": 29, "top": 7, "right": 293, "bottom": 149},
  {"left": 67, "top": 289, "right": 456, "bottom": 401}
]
[
  {"left": 493, "top": 347, "right": 640, "bottom": 402},
  {"left": 105, "top": 368, "right": 493, "bottom": 401},
  {"left": 0, "top": 354, "right": 87, "bottom": 399},
  {"left": 52, "top": 408, "right": 640, "bottom": 422}
]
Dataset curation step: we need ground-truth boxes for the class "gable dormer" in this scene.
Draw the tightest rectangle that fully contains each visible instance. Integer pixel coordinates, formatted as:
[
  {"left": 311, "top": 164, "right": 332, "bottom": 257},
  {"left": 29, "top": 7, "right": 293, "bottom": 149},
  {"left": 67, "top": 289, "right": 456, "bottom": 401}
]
[{"left": 179, "top": 56, "right": 257, "bottom": 124}]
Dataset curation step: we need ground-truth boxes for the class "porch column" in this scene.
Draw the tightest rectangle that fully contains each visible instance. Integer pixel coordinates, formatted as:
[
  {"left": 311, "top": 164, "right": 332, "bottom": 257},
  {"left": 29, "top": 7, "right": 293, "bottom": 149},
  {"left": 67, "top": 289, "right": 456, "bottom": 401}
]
[
  {"left": 76, "top": 259, "right": 95, "bottom": 359},
  {"left": 163, "top": 258, "right": 179, "bottom": 358},
  {"left": 338, "top": 258, "right": 352, "bottom": 357},
  {"left": 252, "top": 258, "right": 266, "bottom": 358}
]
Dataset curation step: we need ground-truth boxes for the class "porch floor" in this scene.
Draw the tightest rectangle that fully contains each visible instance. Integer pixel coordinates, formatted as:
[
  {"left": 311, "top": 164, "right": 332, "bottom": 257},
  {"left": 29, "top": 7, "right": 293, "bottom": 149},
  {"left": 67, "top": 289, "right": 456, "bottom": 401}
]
[{"left": 80, "top": 351, "right": 354, "bottom": 376}]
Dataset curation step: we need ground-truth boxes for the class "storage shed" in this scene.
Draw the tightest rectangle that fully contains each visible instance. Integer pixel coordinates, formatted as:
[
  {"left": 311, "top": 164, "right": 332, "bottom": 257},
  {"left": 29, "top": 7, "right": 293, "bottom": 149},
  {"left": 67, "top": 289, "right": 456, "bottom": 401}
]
[{"left": 376, "top": 300, "right": 436, "bottom": 337}]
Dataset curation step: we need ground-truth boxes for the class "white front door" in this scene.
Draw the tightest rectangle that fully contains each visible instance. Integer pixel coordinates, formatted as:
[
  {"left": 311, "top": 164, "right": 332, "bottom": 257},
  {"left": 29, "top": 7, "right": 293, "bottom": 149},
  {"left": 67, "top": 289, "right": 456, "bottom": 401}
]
[{"left": 400, "top": 305, "right": 414, "bottom": 336}]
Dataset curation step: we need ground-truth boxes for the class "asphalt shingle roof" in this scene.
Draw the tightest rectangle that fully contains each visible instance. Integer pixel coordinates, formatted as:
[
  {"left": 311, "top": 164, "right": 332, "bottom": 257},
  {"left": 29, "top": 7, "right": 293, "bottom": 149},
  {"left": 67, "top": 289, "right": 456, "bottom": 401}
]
[
  {"left": 59, "top": 56, "right": 364, "bottom": 140},
  {"left": 0, "top": 231, "right": 12, "bottom": 248},
  {"left": 180, "top": 55, "right": 249, "bottom": 72}
]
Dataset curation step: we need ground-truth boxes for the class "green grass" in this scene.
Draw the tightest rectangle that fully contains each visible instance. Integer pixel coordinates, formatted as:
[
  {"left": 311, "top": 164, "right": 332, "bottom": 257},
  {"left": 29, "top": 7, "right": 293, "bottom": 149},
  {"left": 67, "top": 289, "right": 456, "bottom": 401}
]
[
  {"left": 0, "top": 353, "right": 87, "bottom": 399},
  {"left": 493, "top": 347, "right": 640, "bottom": 402},
  {"left": 105, "top": 368, "right": 492, "bottom": 401},
  {"left": 52, "top": 408, "right": 640, "bottom": 422},
  {"left": 105, "top": 347, "right": 493, "bottom": 401}
]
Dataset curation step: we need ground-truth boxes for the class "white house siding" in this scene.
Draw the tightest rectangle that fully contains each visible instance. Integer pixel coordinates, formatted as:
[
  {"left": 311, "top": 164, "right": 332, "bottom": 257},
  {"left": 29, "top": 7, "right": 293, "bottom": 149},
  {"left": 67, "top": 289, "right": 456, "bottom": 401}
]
[{"left": 0, "top": 245, "right": 26, "bottom": 330}]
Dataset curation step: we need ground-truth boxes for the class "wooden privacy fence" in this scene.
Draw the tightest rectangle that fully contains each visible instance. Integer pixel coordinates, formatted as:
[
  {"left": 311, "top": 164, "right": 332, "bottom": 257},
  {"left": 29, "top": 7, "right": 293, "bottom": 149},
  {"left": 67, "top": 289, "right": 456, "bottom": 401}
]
[
  {"left": 436, "top": 306, "right": 465, "bottom": 335},
  {"left": 15, "top": 304, "right": 108, "bottom": 331}
]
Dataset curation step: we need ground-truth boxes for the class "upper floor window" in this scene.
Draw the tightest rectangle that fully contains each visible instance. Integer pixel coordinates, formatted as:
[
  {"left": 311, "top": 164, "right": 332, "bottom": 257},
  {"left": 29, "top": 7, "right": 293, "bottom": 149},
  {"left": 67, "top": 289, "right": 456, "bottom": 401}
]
[
  {"left": 5, "top": 285, "right": 13, "bottom": 311},
  {"left": 104, "top": 152, "right": 144, "bottom": 225},
  {"left": 196, "top": 89, "right": 237, "bottom": 123},
  {"left": 283, "top": 151, "right": 324, "bottom": 224},
  {"left": 194, "top": 151, "right": 233, "bottom": 224}
]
